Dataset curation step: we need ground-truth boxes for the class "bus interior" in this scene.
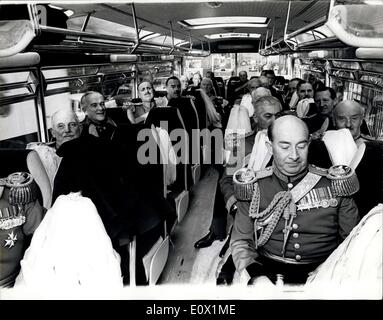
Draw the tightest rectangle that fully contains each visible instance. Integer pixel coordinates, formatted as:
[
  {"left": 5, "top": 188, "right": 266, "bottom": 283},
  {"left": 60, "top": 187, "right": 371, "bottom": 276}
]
[{"left": 0, "top": 0, "right": 382, "bottom": 299}]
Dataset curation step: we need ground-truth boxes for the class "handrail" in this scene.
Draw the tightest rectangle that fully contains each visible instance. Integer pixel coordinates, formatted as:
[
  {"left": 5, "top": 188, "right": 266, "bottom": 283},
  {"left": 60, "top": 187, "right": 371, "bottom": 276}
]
[{"left": 286, "top": 16, "right": 328, "bottom": 40}]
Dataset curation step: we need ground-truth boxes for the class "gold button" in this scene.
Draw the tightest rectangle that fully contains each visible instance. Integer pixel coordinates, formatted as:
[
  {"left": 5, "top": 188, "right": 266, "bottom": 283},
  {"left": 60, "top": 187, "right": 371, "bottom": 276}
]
[
  {"left": 295, "top": 255, "right": 301, "bottom": 261},
  {"left": 293, "top": 233, "right": 299, "bottom": 238},
  {"left": 293, "top": 223, "right": 298, "bottom": 230},
  {"left": 287, "top": 183, "right": 293, "bottom": 189},
  {"left": 294, "top": 243, "right": 300, "bottom": 249}
]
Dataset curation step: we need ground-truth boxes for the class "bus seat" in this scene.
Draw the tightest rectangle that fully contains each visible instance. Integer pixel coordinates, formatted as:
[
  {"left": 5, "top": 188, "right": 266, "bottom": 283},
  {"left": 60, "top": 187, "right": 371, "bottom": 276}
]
[
  {"left": 146, "top": 107, "right": 190, "bottom": 225},
  {"left": 149, "top": 234, "right": 170, "bottom": 285},
  {"left": 168, "top": 97, "right": 201, "bottom": 185},
  {"left": 106, "top": 107, "right": 131, "bottom": 126},
  {"left": 26, "top": 150, "right": 52, "bottom": 209},
  {"left": 226, "top": 76, "right": 241, "bottom": 103}
]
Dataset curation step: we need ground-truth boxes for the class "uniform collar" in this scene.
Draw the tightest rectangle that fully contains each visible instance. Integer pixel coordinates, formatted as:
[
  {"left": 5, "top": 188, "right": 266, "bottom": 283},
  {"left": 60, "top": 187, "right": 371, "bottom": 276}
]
[{"left": 272, "top": 163, "right": 309, "bottom": 184}]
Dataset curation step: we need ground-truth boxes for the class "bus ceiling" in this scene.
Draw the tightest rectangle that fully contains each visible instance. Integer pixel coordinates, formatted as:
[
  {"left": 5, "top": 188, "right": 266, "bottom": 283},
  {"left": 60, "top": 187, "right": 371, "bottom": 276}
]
[{"left": 0, "top": 1, "right": 383, "bottom": 65}]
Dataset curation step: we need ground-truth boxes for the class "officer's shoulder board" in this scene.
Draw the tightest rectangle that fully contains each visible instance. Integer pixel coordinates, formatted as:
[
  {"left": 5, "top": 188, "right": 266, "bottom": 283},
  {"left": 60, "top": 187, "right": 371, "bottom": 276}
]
[
  {"left": 308, "top": 164, "right": 328, "bottom": 177},
  {"left": 255, "top": 166, "right": 273, "bottom": 180}
]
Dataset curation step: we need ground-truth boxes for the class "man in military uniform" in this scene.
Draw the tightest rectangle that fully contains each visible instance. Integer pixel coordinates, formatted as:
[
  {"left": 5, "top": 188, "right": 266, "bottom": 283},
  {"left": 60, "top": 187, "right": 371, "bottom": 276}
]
[
  {"left": 195, "top": 96, "right": 282, "bottom": 250},
  {"left": 231, "top": 115, "right": 359, "bottom": 285},
  {"left": 0, "top": 171, "right": 45, "bottom": 287},
  {"left": 195, "top": 96, "right": 282, "bottom": 285}
]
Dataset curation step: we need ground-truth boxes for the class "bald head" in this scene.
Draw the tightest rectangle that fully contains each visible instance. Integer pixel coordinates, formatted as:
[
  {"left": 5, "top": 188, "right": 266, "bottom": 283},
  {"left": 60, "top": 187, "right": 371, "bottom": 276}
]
[
  {"left": 267, "top": 115, "right": 310, "bottom": 177},
  {"left": 333, "top": 100, "right": 365, "bottom": 140}
]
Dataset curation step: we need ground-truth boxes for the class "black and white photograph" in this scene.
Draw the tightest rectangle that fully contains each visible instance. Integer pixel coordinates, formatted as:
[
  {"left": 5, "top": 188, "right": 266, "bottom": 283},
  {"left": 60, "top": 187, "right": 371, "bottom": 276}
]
[{"left": 0, "top": 0, "right": 382, "bottom": 307}]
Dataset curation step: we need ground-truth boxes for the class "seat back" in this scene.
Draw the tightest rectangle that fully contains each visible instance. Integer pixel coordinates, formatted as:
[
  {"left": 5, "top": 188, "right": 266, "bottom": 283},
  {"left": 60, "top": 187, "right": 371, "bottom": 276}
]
[
  {"left": 27, "top": 150, "right": 52, "bottom": 209},
  {"left": 226, "top": 76, "right": 241, "bottom": 103},
  {"left": 168, "top": 97, "right": 200, "bottom": 165},
  {"left": 146, "top": 107, "right": 190, "bottom": 191},
  {"left": 187, "top": 90, "right": 207, "bottom": 130}
]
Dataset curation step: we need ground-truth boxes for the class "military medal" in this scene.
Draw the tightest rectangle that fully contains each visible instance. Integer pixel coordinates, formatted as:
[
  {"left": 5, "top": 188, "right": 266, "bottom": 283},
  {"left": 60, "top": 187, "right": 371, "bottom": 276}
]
[
  {"left": 329, "top": 198, "right": 338, "bottom": 207},
  {"left": 321, "top": 199, "right": 330, "bottom": 208},
  {"left": 4, "top": 230, "right": 17, "bottom": 249}
]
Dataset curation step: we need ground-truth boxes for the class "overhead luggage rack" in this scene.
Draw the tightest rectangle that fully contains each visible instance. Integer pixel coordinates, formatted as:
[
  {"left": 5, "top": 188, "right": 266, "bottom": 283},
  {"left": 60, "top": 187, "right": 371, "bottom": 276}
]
[
  {"left": 261, "top": 0, "right": 383, "bottom": 57},
  {"left": 18, "top": 3, "right": 209, "bottom": 58}
]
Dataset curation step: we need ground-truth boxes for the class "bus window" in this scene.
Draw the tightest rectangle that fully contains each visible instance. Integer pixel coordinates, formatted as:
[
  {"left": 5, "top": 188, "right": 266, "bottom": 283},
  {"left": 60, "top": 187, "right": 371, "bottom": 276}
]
[{"left": 0, "top": 71, "right": 40, "bottom": 148}]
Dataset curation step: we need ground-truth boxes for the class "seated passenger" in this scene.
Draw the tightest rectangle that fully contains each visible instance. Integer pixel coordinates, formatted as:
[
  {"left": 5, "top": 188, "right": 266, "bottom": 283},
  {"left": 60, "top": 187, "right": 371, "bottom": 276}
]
[
  {"left": 197, "top": 78, "right": 222, "bottom": 129},
  {"left": 80, "top": 91, "right": 117, "bottom": 140},
  {"left": 313, "top": 86, "right": 337, "bottom": 132},
  {"left": 126, "top": 81, "right": 156, "bottom": 124},
  {"left": 285, "top": 78, "right": 302, "bottom": 108},
  {"left": 27, "top": 109, "right": 82, "bottom": 189},
  {"left": 231, "top": 115, "right": 359, "bottom": 285},
  {"left": 309, "top": 100, "right": 383, "bottom": 218},
  {"left": 200, "top": 77, "right": 229, "bottom": 128},
  {"left": 233, "top": 71, "right": 249, "bottom": 102},
  {"left": 180, "top": 75, "right": 190, "bottom": 96},
  {"left": 183, "top": 73, "right": 202, "bottom": 95},
  {"left": 195, "top": 97, "right": 282, "bottom": 285},
  {"left": 240, "top": 78, "right": 262, "bottom": 118},
  {"left": 154, "top": 76, "right": 182, "bottom": 108},
  {"left": 0, "top": 171, "right": 45, "bottom": 288}
]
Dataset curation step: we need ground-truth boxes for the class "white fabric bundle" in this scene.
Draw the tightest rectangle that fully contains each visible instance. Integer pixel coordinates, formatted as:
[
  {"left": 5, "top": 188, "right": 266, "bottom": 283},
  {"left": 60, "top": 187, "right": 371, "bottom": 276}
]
[
  {"left": 0, "top": 20, "right": 35, "bottom": 57},
  {"left": 225, "top": 104, "right": 252, "bottom": 138},
  {"left": 151, "top": 126, "right": 177, "bottom": 187},
  {"left": 296, "top": 98, "right": 315, "bottom": 118},
  {"left": 304, "top": 204, "right": 383, "bottom": 298},
  {"left": 240, "top": 93, "right": 254, "bottom": 117},
  {"left": 247, "top": 130, "right": 272, "bottom": 172},
  {"left": 14, "top": 193, "right": 123, "bottom": 291},
  {"left": 322, "top": 129, "right": 358, "bottom": 166},
  {"left": 26, "top": 143, "right": 61, "bottom": 191}
]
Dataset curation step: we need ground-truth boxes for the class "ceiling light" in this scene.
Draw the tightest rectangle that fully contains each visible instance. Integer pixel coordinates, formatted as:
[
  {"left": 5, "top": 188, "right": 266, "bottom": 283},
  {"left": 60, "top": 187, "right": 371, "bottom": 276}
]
[
  {"left": 64, "top": 10, "right": 74, "bottom": 17},
  {"left": 364, "top": 0, "right": 383, "bottom": 4},
  {"left": 205, "top": 33, "right": 261, "bottom": 39},
  {"left": 180, "top": 16, "right": 268, "bottom": 27},
  {"left": 181, "top": 23, "right": 268, "bottom": 30},
  {"left": 206, "top": 2, "right": 223, "bottom": 9},
  {"left": 48, "top": 4, "right": 64, "bottom": 10}
]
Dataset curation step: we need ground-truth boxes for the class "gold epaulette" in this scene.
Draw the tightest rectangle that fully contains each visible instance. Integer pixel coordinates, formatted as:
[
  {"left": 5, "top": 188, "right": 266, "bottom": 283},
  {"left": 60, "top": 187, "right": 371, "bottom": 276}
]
[
  {"left": 308, "top": 164, "right": 328, "bottom": 176},
  {"left": 233, "top": 166, "right": 272, "bottom": 201},
  {"left": 326, "top": 165, "right": 360, "bottom": 197},
  {"left": 3, "top": 172, "right": 37, "bottom": 206}
]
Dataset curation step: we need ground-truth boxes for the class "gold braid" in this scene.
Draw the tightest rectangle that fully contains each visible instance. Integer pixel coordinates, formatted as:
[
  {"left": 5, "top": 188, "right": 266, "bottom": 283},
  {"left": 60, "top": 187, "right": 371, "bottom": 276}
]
[{"left": 249, "top": 186, "right": 292, "bottom": 249}]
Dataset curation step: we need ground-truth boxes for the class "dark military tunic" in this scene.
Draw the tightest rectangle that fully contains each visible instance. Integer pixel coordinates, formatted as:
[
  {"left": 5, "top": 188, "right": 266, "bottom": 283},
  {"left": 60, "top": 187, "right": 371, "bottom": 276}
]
[
  {"left": 0, "top": 181, "right": 44, "bottom": 287},
  {"left": 231, "top": 165, "right": 360, "bottom": 282}
]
